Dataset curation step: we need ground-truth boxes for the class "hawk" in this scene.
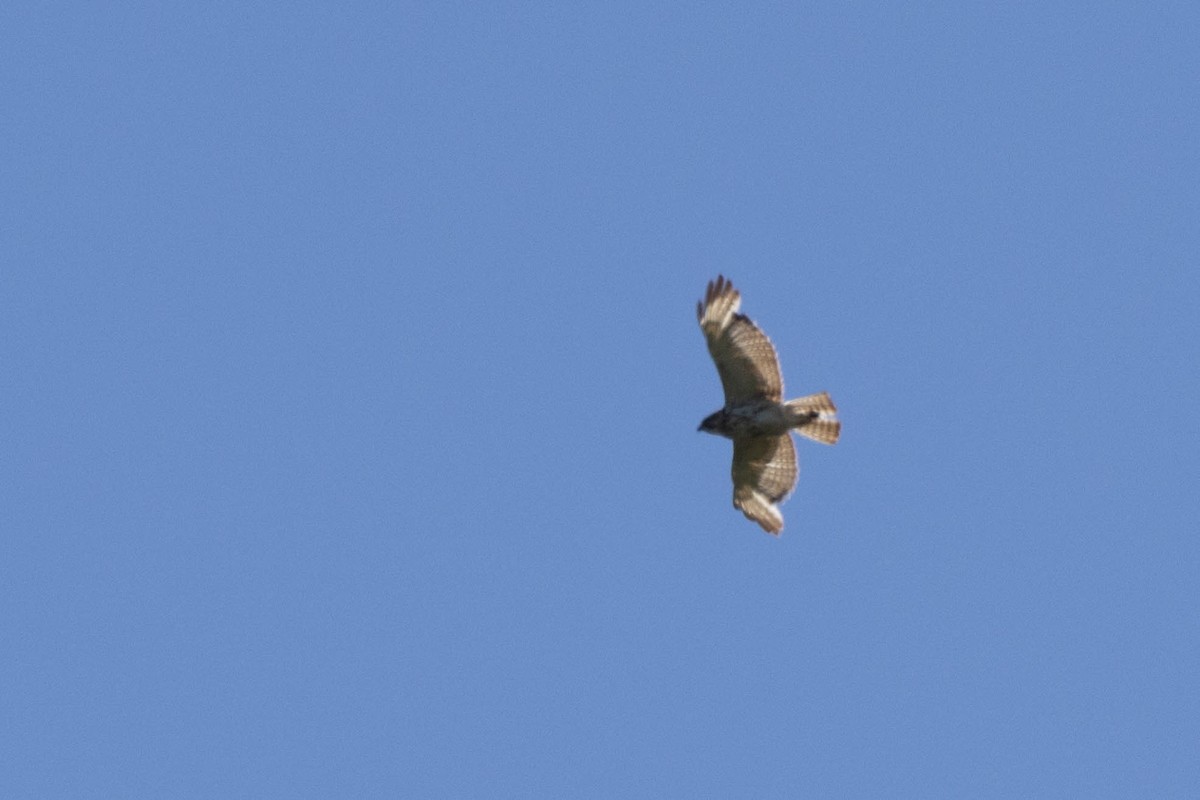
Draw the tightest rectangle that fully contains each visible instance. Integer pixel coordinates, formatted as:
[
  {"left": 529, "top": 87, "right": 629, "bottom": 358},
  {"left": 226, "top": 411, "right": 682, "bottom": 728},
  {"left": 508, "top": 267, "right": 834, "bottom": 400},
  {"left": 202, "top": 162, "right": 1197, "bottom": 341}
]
[{"left": 697, "top": 275, "right": 839, "bottom": 535}]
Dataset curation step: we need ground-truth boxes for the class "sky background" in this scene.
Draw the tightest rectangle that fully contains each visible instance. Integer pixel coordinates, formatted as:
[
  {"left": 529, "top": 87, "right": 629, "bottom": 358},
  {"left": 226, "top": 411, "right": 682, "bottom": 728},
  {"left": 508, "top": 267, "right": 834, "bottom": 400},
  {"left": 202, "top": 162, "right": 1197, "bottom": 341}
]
[{"left": 3, "top": 3, "right": 1198, "bottom": 797}]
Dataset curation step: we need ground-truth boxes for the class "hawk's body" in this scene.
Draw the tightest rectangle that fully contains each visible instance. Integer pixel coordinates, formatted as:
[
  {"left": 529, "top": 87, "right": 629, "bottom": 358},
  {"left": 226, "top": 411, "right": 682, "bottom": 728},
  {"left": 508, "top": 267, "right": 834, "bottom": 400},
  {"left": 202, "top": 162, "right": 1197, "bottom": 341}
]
[{"left": 697, "top": 276, "right": 839, "bottom": 535}]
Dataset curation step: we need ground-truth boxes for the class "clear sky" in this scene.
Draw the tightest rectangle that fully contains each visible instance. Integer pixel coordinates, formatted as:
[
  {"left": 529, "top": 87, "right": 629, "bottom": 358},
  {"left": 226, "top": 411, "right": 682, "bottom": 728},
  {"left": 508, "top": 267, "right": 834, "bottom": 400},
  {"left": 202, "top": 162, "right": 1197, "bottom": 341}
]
[{"left": 4, "top": 4, "right": 1198, "bottom": 797}]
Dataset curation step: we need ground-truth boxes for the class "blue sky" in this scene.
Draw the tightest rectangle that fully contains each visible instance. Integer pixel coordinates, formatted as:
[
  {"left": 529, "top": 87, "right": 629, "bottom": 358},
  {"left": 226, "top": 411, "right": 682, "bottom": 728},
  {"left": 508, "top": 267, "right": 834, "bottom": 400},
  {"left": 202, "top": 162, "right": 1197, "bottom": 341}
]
[{"left": 4, "top": 3, "right": 1198, "bottom": 797}]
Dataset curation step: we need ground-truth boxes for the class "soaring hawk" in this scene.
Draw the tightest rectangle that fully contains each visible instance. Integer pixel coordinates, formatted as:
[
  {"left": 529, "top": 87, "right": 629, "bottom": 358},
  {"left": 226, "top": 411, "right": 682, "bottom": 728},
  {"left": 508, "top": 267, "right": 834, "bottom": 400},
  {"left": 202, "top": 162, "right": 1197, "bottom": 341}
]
[{"left": 697, "top": 276, "right": 839, "bottom": 535}]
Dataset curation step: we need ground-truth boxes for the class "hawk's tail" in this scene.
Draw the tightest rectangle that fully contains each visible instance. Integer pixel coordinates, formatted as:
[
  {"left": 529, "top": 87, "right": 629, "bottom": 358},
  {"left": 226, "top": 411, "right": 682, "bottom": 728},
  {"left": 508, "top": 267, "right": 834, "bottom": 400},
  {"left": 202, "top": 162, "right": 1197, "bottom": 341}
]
[{"left": 785, "top": 392, "right": 840, "bottom": 444}]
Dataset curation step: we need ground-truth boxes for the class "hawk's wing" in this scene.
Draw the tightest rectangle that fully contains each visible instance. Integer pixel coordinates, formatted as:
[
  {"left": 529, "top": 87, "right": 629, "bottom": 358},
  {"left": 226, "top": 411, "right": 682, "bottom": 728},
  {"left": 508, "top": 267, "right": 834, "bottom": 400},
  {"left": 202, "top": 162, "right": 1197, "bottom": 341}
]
[
  {"left": 731, "top": 434, "right": 798, "bottom": 535},
  {"left": 697, "top": 275, "right": 784, "bottom": 404}
]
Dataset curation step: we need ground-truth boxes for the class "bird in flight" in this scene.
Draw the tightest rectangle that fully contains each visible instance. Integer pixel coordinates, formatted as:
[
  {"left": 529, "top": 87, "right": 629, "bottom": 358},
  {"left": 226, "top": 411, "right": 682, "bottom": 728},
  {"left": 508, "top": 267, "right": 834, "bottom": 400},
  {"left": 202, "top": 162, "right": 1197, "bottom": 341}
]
[{"left": 697, "top": 276, "right": 839, "bottom": 535}]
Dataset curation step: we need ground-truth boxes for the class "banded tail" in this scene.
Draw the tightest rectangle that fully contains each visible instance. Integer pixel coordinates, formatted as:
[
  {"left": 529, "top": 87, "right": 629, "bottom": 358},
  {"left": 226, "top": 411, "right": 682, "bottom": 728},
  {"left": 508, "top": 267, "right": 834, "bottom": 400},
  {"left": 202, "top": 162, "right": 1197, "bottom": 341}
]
[{"left": 785, "top": 392, "right": 840, "bottom": 444}]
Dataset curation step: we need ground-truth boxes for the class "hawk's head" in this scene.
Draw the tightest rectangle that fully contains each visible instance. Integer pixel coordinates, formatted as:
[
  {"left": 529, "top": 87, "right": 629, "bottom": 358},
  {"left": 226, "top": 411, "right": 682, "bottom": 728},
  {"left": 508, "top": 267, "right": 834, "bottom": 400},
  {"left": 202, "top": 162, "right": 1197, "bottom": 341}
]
[{"left": 698, "top": 410, "right": 724, "bottom": 435}]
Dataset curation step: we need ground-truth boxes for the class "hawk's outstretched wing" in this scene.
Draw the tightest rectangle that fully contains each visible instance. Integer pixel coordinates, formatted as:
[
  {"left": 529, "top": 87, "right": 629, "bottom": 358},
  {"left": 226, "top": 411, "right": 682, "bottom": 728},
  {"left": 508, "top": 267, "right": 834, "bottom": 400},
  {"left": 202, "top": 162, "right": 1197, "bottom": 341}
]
[
  {"left": 731, "top": 434, "right": 798, "bottom": 535},
  {"left": 697, "top": 275, "right": 783, "bottom": 404}
]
